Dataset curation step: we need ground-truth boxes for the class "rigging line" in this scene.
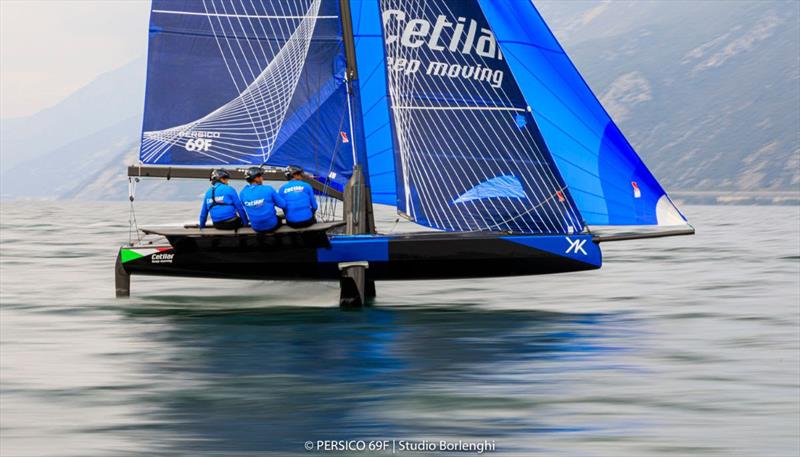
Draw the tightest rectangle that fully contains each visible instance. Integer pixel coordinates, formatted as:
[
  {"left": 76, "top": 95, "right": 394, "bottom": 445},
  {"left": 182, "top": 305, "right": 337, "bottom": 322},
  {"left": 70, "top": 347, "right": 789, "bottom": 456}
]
[
  {"left": 391, "top": 105, "right": 526, "bottom": 112},
  {"left": 127, "top": 177, "right": 142, "bottom": 245},
  {"left": 345, "top": 77, "right": 357, "bottom": 165},
  {"left": 484, "top": 186, "right": 571, "bottom": 233},
  {"left": 318, "top": 88, "right": 350, "bottom": 218},
  {"left": 152, "top": 9, "right": 337, "bottom": 20}
]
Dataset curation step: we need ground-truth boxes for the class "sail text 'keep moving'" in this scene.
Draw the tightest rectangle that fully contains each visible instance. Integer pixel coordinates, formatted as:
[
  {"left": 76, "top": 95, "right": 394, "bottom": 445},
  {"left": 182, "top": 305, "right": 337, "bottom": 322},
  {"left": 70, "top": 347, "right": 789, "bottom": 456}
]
[{"left": 383, "top": 9, "right": 505, "bottom": 89}]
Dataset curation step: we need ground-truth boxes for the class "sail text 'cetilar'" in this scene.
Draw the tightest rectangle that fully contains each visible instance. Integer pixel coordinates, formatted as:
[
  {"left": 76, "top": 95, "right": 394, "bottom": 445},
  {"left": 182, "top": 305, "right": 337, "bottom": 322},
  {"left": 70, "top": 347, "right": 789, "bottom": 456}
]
[{"left": 383, "top": 9, "right": 504, "bottom": 88}]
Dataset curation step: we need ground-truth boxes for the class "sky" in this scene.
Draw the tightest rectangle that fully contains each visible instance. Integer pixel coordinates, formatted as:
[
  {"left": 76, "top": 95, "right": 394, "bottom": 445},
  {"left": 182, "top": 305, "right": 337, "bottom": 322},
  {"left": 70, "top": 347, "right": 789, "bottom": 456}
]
[{"left": 0, "top": 0, "right": 150, "bottom": 119}]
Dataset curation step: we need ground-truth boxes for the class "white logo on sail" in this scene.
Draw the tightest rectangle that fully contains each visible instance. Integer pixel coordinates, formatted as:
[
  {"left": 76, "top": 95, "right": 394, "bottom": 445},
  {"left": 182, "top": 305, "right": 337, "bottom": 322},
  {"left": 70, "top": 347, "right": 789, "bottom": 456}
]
[
  {"left": 185, "top": 138, "right": 213, "bottom": 152},
  {"left": 382, "top": 9, "right": 505, "bottom": 89},
  {"left": 565, "top": 237, "right": 587, "bottom": 255}
]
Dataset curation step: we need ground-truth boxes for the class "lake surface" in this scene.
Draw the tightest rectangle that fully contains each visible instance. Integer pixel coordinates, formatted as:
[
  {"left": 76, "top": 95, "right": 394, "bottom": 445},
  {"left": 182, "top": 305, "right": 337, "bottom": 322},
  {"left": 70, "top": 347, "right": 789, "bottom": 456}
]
[{"left": 1, "top": 202, "right": 798, "bottom": 456}]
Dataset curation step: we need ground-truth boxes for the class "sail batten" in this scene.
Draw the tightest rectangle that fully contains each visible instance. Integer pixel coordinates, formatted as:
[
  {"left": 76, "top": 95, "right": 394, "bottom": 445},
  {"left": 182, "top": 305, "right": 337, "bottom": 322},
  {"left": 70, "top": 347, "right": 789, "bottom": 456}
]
[{"left": 151, "top": 9, "right": 339, "bottom": 20}]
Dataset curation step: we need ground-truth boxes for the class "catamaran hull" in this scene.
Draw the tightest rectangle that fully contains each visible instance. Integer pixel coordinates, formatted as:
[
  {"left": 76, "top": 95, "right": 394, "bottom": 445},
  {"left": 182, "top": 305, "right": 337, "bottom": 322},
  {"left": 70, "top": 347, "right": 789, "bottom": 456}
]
[{"left": 119, "top": 233, "right": 601, "bottom": 282}]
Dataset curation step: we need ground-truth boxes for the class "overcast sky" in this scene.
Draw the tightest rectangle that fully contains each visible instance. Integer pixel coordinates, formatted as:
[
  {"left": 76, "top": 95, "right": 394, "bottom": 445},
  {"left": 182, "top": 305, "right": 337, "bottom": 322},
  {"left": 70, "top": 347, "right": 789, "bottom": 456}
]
[{"left": 0, "top": 0, "right": 150, "bottom": 119}]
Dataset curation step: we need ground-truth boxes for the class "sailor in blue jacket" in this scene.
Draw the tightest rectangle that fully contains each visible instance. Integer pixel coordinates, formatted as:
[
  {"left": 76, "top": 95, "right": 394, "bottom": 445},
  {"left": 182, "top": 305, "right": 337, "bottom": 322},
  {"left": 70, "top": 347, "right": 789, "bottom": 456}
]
[
  {"left": 239, "top": 167, "right": 286, "bottom": 233},
  {"left": 278, "top": 165, "right": 318, "bottom": 228},
  {"left": 199, "top": 169, "right": 249, "bottom": 230}
]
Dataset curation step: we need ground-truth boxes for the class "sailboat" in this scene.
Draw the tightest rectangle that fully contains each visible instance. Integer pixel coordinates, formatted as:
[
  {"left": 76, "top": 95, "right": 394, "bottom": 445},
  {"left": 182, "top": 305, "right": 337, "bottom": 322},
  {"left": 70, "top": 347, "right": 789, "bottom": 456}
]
[{"left": 116, "top": 0, "right": 694, "bottom": 306}]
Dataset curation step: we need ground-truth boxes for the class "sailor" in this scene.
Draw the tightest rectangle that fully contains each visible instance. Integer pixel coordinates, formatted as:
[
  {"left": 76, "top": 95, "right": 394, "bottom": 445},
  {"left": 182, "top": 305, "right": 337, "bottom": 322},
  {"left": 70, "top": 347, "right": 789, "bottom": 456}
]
[
  {"left": 199, "top": 169, "right": 249, "bottom": 230},
  {"left": 278, "top": 165, "right": 318, "bottom": 228},
  {"left": 239, "top": 167, "right": 286, "bottom": 233}
]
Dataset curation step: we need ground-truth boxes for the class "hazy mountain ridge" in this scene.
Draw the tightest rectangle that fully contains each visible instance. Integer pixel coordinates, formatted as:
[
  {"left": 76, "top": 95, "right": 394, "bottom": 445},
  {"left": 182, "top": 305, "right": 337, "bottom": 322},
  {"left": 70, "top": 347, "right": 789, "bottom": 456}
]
[
  {"left": 0, "top": 57, "right": 145, "bottom": 198},
  {"left": 538, "top": 0, "right": 799, "bottom": 195},
  {"left": 0, "top": 1, "right": 797, "bottom": 203}
]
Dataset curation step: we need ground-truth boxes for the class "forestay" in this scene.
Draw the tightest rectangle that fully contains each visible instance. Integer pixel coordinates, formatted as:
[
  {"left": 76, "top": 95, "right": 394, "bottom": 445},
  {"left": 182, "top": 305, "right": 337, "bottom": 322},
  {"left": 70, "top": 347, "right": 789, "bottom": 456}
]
[{"left": 140, "top": 0, "right": 357, "bottom": 190}]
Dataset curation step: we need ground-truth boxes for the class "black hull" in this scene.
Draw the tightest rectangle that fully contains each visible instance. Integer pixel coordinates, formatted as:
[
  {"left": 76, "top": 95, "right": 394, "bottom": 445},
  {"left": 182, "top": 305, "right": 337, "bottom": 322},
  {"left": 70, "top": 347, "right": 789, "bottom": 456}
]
[{"left": 120, "top": 231, "right": 602, "bottom": 282}]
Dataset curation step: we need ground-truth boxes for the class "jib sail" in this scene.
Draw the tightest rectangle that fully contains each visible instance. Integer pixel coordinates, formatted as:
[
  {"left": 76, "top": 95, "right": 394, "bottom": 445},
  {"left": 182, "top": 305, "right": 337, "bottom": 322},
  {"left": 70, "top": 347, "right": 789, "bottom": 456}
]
[{"left": 362, "top": 0, "right": 585, "bottom": 234}]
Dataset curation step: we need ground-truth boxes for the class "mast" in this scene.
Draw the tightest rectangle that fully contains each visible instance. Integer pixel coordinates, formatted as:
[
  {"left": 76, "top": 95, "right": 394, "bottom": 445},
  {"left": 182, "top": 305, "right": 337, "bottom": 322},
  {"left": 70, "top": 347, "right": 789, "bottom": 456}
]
[
  {"left": 339, "top": 0, "right": 374, "bottom": 235},
  {"left": 338, "top": 0, "right": 376, "bottom": 307}
]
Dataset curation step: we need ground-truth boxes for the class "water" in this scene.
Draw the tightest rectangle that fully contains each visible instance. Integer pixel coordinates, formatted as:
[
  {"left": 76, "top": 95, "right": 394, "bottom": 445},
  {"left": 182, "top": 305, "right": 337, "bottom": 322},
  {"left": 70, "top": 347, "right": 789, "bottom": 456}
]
[{"left": 0, "top": 202, "right": 798, "bottom": 457}]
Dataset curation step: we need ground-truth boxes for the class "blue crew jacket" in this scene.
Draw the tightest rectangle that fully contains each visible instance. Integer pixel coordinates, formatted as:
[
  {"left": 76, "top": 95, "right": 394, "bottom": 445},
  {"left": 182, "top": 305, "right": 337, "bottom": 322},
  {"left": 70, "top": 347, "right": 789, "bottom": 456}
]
[
  {"left": 278, "top": 180, "right": 318, "bottom": 223},
  {"left": 239, "top": 184, "right": 286, "bottom": 231},
  {"left": 199, "top": 183, "right": 249, "bottom": 228}
]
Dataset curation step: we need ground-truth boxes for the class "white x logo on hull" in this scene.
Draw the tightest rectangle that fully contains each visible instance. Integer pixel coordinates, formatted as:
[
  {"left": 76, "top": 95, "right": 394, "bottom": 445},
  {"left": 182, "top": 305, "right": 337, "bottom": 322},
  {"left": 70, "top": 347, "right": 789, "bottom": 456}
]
[{"left": 565, "top": 237, "right": 588, "bottom": 255}]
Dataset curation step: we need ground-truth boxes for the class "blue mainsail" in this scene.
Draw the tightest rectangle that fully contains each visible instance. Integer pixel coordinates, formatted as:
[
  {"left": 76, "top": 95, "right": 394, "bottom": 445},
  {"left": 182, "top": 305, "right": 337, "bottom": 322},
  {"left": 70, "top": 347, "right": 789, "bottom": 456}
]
[{"left": 140, "top": 0, "right": 356, "bottom": 189}]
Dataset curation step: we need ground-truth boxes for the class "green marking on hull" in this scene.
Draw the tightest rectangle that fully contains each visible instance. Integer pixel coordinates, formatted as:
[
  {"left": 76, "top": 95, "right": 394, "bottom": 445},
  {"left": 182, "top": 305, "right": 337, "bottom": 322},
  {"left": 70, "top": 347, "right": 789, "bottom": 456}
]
[{"left": 120, "top": 249, "right": 145, "bottom": 263}]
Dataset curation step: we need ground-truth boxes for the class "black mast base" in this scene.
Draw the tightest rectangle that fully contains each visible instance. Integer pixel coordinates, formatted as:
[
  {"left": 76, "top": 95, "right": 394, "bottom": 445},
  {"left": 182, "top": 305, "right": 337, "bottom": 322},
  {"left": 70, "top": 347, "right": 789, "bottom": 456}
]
[
  {"left": 339, "top": 263, "right": 374, "bottom": 308},
  {"left": 115, "top": 252, "right": 130, "bottom": 298},
  {"left": 365, "top": 277, "right": 376, "bottom": 301}
]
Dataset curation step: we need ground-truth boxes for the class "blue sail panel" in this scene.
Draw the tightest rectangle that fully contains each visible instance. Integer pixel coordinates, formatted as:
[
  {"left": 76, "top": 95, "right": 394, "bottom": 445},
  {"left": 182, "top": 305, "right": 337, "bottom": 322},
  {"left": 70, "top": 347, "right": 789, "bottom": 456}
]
[
  {"left": 140, "top": 0, "right": 354, "bottom": 188},
  {"left": 479, "top": 0, "right": 688, "bottom": 227},
  {"left": 350, "top": 0, "right": 397, "bottom": 206},
  {"left": 374, "top": 0, "right": 584, "bottom": 234}
]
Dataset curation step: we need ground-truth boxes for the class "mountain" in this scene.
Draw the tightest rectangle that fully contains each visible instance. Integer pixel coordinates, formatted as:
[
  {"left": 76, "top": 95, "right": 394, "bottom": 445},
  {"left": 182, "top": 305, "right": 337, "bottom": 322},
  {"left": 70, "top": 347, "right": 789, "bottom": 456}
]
[
  {"left": 2, "top": 117, "right": 138, "bottom": 199},
  {"left": 0, "top": 1, "right": 797, "bottom": 203},
  {"left": 536, "top": 0, "right": 800, "bottom": 194},
  {"left": 0, "top": 56, "right": 145, "bottom": 166},
  {"left": 0, "top": 57, "right": 145, "bottom": 197}
]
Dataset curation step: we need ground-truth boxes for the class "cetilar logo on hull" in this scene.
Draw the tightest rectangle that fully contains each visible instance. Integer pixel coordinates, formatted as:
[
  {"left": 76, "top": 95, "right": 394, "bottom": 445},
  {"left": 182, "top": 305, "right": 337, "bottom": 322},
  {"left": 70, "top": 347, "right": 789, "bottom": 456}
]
[
  {"left": 151, "top": 252, "right": 174, "bottom": 264},
  {"left": 383, "top": 9, "right": 505, "bottom": 89},
  {"left": 178, "top": 131, "right": 220, "bottom": 152}
]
